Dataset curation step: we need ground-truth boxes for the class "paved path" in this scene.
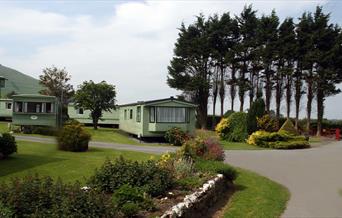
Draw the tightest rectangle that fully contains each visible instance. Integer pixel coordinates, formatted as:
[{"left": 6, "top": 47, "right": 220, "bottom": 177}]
[
  {"left": 225, "top": 141, "right": 342, "bottom": 218},
  {"left": 14, "top": 135, "right": 177, "bottom": 154}
]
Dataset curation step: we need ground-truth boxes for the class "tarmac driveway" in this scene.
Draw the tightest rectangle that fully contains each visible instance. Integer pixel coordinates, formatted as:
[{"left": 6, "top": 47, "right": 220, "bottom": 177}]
[{"left": 225, "top": 141, "right": 342, "bottom": 218}]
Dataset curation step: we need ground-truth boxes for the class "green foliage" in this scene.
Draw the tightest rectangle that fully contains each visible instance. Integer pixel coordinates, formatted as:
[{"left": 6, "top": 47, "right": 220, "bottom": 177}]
[
  {"left": 194, "top": 159, "right": 237, "bottom": 181},
  {"left": 223, "top": 110, "right": 235, "bottom": 118},
  {"left": 22, "top": 125, "right": 58, "bottom": 136},
  {"left": 216, "top": 112, "right": 248, "bottom": 142},
  {"left": 57, "top": 121, "right": 91, "bottom": 152},
  {"left": 74, "top": 80, "right": 116, "bottom": 129},
  {"left": 39, "top": 66, "right": 74, "bottom": 123},
  {"left": 164, "top": 127, "right": 188, "bottom": 146},
  {"left": 0, "top": 201, "right": 13, "bottom": 218},
  {"left": 112, "top": 185, "right": 154, "bottom": 217},
  {"left": 247, "top": 97, "right": 265, "bottom": 134},
  {"left": 257, "top": 114, "right": 277, "bottom": 132},
  {"left": 88, "top": 156, "right": 173, "bottom": 197},
  {"left": 175, "top": 176, "right": 204, "bottom": 190},
  {"left": 268, "top": 140, "right": 310, "bottom": 149},
  {"left": 173, "top": 157, "right": 195, "bottom": 179},
  {"left": 120, "top": 202, "right": 140, "bottom": 218},
  {"left": 0, "top": 133, "right": 17, "bottom": 158},
  {"left": 247, "top": 130, "right": 310, "bottom": 149},
  {"left": 178, "top": 136, "right": 224, "bottom": 161},
  {"left": 0, "top": 174, "right": 115, "bottom": 217},
  {"left": 279, "top": 119, "right": 298, "bottom": 135}
]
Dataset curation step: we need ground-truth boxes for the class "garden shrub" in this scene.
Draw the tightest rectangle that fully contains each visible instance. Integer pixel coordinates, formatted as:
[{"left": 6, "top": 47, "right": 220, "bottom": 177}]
[
  {"left": 175, "top": 176, "right": 204, "bottom": 190},
  {"left": 257, "top": 114, "right": 277, "bottom": 132},
  {"left": 173, "top": 157, "right": 195, "bottom": 179},
  {"left": 216, "top": 112, "right": 248, "bottom": 142},
  {"left": 0, "top": 201, "right": 13, "bottom": 218},
  {"left": 194, "top": 159, "right": 237, "bottom": 181},
  {"left": 88, "top": 156, "right": 173, "bottom": 197},
  {"left": 57, "top": 121, "right": 91, "bottom": 152},
  {"left": 269, "top": 140, "right": 310, "bottom": 149},
  {"left": 223, "top": 110, "right": 235, "bottom": 118},
  {"left": 247, "top": 97, "right": 265, "bottom": 134},
  {"left": 0, "top": 174, "right": 116, "bottom": 217},
  {"left": 179, "top": 136, "right": 224, "bottom": 161},
  {"left": 0, "top": 133, "right": 17, "bottom": 159},
  {"left": 112, "top": 184, "right": 154, "bottom": 217},
  {"left": 247, "top": 130, "right": 310, "bottom": 149},
  {"left": 279, "top": 119, "right": 299, "bottom": 135},
  {"left": 165, "top": 127, "right": 189, "bottom": 146}
]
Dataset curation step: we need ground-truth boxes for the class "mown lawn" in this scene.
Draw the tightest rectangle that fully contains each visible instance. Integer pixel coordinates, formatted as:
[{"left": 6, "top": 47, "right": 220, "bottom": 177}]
[
  {"left": 224, "top": 168, "right": 289, "bottom": 218},
  {"left": 0, "top": 141, "right": 155, "bottom": 184}
]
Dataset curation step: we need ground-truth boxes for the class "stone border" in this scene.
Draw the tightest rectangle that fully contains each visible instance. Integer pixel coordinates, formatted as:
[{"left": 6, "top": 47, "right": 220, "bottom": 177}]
[{"left": 161, "top": 174, "right": 228, "bottom": 218}]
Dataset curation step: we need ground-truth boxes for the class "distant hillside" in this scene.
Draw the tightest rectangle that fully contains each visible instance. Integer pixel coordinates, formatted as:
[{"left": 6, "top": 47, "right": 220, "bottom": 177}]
[{"left": 0, "top": 64, "right": 43, "bottom": 97}]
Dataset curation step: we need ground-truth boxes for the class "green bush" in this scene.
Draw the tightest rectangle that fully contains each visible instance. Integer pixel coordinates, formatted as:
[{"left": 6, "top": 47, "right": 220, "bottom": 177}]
[
  {"left": 112, "top": 184, "right": 154, "bottom": 217},
  {"left": 223, "top": 110, "right": 235, "bottom": 118},
  {"left": 178, "top": 136, "right": 224, "bottom": 161},
  {"left": 57, "top": 121, "right": 91, "bottom": 152},
  {"left": 247, "top": 130, "right": 310, "bottom": 149},
  {"left": 0, "top": 201, "right": 13, "bottom": 218},
  {"left": 247, "top": 97, "right": 265, "bottom": 134},
  {"left": 0, "top": 133, "right": 17, "bottom": 158},
  {"left": 257, "top": 114, "right": 277, "bottom": 132},
  {"left": 194, "top": 159, "right": 237, "bottom": 181},
  {"left": 88, "top": 156, "right": 174, "bottom": 197},
  {"left": 0, "top": 174, "right": 116, "bottom": 217},
  {"left": 216, "top": 112, "right": 248, "bottom": 142},
  {"left": 21, "top": 126, "right": 58, "bottom": 136},
  {"left": 269, "top": 140, "right": 310, "bottom": 149},
  {"left": 120, "top": 202, "right": 140, "bottom": 218},
  {"left": 279, "top": 119, "right": 299, "bottom": 135},
  {"left": 175, "top": 176, "right": 204, "bottom": 190},
  {"left": 165, "top": 127, "right": 189, "bottom": 146}
]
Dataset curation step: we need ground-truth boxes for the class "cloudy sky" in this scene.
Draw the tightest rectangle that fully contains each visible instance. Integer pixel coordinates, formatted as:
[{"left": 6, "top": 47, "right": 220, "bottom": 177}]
[{"left": 0, "top": 0, "right": 341, "bottom": 118}]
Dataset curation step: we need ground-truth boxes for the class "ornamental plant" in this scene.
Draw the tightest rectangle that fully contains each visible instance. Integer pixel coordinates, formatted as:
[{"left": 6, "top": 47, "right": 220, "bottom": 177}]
[
  {"left": 256, "top": 114, "right": 277, "bottom": 132},
  {"left": 165, "top": 127, "right": 189, "bottom": 146},
  {"left": 215, "top": 112, "right": 248, "bottom": 142},
  {"left": 57, "top": 120, "right": 91, "bottom": 152},
  {"left": 0, "top": 133, "right": 17, "bottom": 159},
  {"left": 178, "top": 136, "right": 224, "bottom": 161}
]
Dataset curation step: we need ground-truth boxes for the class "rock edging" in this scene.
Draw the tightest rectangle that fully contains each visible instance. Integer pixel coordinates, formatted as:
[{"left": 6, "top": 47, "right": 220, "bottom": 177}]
[{"left": 161, "top": 174, "right": 227, "bottom": 218}]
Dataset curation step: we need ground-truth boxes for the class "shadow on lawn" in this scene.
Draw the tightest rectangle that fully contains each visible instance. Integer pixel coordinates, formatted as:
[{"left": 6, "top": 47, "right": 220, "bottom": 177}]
[{"left": 0, "top": 154, "right": 65, "bottom": 178}]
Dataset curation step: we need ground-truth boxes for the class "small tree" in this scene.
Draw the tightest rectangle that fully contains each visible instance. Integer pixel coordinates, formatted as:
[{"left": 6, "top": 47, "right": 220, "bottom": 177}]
[
  {"left": 39, "top": 66, "right": 75, "bottom": 124},
  {"left": 74, "top": 81, "right": 116, "bottom": 130},
  {"left": 247, "top": 93, "right": 265, "bottom": 134}
]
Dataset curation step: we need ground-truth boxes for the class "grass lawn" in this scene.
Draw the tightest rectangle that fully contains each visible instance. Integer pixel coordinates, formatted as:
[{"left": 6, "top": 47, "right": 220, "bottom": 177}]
[
  {"left": 220, "top": 140, "right": 265, "bottom": 150},
  {"left": 0, "top": 141, "right": 155, "bottom": 184},
  {"left": 223, "top": 168, "right": 289, "bottom": 218}
]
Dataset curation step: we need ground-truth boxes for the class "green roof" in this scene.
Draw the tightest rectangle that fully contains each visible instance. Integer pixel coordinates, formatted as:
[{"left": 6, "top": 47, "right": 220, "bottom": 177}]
[{"left": 0, "top": 64, "right": 43, "bottom": 97}]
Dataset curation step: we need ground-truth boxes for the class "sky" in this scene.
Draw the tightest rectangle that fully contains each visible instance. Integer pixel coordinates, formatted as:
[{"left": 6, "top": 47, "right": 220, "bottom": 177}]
[{"left": 0, "top": 0, "right": 341, "bottom": 119}]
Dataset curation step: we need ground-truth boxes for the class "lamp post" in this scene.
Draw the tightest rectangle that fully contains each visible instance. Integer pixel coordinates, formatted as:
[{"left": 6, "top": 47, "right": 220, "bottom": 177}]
[{"left": 0, "top": 76, "right": 7, "bottom": 98}]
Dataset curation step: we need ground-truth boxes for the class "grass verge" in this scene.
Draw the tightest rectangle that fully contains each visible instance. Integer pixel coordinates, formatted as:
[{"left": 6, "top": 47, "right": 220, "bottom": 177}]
[
  {"left": 0, "top": 141, "right": 155, "bottom": 184},
  {"left": 223, "top": 168, "right": 289, "bottom": 218}
]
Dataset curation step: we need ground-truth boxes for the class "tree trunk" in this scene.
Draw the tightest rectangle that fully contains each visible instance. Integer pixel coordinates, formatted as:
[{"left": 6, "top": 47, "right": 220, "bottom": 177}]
[
  {"left": 285, "top": 76, "right": 292, "bottom": 119},
  {"left": 212, "top": 97, "right": 217, "bottom": 129},
  {"left": 316, "top": 89, "right": 324, "bottom": 137},
  {"left": 219, "top": 66, "right": 225, "bottom": 117},
  {"left": 249, "top": 71, "right": 255, "bottom": 108},
  {"left": 230, "top": 66, "right": 236, "bottom": 111},
  {"left": 275, "top": 79, "right": 281, "bottom": 129},
  {"left": 264, "top": 67, "right": 272, "bottom": 114},
  {"left": 198, "top": 89, "right": 209, "bottom": 129},
  {"left": 306, "top": 73, "right": 313, "bottom": 133},
  {"left": 93, "top": 117, "right": 98, "bottom": 130},
  {"left": 294, "top": 78, "right": 302, "bottom": 130}
]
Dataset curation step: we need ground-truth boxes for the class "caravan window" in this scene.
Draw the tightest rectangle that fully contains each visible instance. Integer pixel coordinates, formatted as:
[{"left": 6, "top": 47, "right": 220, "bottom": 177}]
[
  {"left": 136, "top": 106, "right": 141, "bottom": 122},
  {"left": 149, "top": 107, "right": 155, "bottom": 123},
  {"left": 27, "top": 102, "right": 43, "bottom": 113},
  {"left": 5, "top": 102, "right": 12, "bottom": 110},
  {"left": 156, "top": 107, "right": 188, "bottom": 123},
  {"left": 46, "top": 103, "right": 54, "bottom": 113},
  {"left": 15, "top": 102, "right": 23, "bottom": 112}
]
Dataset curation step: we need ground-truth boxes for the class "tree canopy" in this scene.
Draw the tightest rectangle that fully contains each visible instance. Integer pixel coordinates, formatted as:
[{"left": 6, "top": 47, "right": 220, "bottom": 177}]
[{"left": 74, "top": 81, "right": 116, "bottom": 130}]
